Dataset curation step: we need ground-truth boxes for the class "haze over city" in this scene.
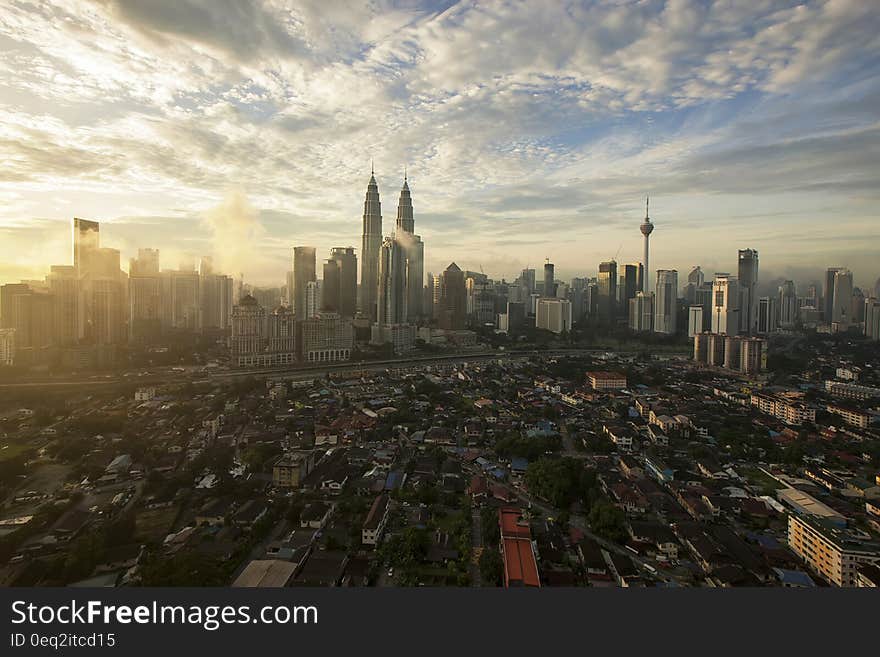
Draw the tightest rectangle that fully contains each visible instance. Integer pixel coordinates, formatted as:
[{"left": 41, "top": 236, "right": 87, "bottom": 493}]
[
  {"left": 1, "top": 0, "right": 879, "bottom": 289},
  {"left": 4, "top": 0, "right": 880, "bottom": 608}
]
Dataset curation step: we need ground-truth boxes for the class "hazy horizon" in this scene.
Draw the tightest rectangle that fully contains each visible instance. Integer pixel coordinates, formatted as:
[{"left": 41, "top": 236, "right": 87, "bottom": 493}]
[{"left": 1, "top": 1, "right": 879, "bottom": 290}]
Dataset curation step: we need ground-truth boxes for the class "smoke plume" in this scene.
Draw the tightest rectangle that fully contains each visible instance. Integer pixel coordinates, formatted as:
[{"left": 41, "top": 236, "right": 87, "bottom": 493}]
[{"left": 201, "top": 190, "right": 265, "bottom": 280}]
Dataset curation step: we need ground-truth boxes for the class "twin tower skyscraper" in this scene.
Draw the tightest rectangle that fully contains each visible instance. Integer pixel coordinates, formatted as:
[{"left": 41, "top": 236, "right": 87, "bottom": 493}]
[{"left": 359, "top": 167, "right": 424, "bottom": 327}]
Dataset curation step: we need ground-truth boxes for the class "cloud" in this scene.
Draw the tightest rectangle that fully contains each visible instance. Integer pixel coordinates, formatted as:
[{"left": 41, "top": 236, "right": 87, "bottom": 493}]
[
  {"left": 92, "top": 0, "right": 309, "bottom": 62},
  {"left": 0, "top": 0, "right": 878, "bottom": 291}
]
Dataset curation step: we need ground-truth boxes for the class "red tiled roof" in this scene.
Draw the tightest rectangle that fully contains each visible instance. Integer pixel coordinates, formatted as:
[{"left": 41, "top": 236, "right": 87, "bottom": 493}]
[
  {"left": 502, "top": 537, "right": 541, "bottom": 587},
  {"left": 498, "top": 507, "right": 540, "bottom": 587}
]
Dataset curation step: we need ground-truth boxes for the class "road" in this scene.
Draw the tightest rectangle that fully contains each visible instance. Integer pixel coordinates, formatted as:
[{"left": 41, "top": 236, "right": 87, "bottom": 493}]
[{"left": 0, "top": 347, "right": 690, "bottom": 392}]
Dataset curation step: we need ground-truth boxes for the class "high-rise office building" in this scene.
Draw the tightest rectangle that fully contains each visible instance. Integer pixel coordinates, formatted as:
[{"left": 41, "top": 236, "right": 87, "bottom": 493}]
[
  {"left": 322, "top": 247, "right": 358, "bottom": 318},
  {"left": 396, "top": 171, "right": 414, "bottom": 234},
  {"left": 0, "top": 328, "right": 13, "bottom": 366},
  {"left": 536, "top": 298, "right": 571, "bottom": 334},
  {"left": 300, "top": 313, "right": 354, "bottom": 363},
  {"left": 199, "top": 273, "right": 233, "bottom": 331},
  {"left": 654, "top": 269, "right": 678, "bottom": 335},
  {"left": 569, "top": 277, "right": 589, "bottom": 321},
  {"left": 824, "top": 267, "right": 844, "bottom": 322},
  {"left": 620, "top": 264, "right": 639, "bottom": 317},
  {"left": 431, "top": 273, "right": 442, "bottom": 320},
  {"left": 91, "top": 277, "right": 125, "bottom": 344},
  {"left": 628, "top": 291, "right": 654, "bottom": 332},
  {"left": 467, "top": 278, "right": 496, "bottom": 326},
  {"left": 394, "top": 175, "right": 425, "bottom": 322},
  {"left": 865, "top": 298, "right": 880, "bottom": 341},
  {"left": 438, "top": 263, "right": 467, "bottom": 330},
  {"left": 694, "top": 282, "right": 713, "bottom": 331},
  {"left": 687, "top": 305, "right": 704, "bottom": 338},
  {"left": 597, "top": 260, "right": 618, "bottom": 323},
  {"left": 711, "top": 273, "right": 740, "bottom": 335},
  {"left": 230, "top": 295, "right": 265, "bottom": 365},
  {"left": 757, "top": 296, "right": 777, "bottom": 334},
  {"left": 0, "top": 284, "right": 53, "bottom": 356},
  {"left": 684, "top": 266, "right": 704, "bottom": 304},
  {"left": 831, "top": 268, "right": 854, "bottom": 326},
  {"left": 851, "top": 287, "right": 865, "bottom": 324},
  {"left": 129, "top": 273, "right": 161, "bottom": 341},
  {"left": 47, "top": 265, "right": 82, "bottom": 344},
  {"left": 267, "top": 306, "right": 296, "bottom": 362},
  {"left": 130, "top": 248, "right": 159, "bottom": 277},
  {"left": 160, "top": 269, "right": 200, "bottom": 331},
  {"left": 543, "top": 260, "right": 555, "bottom": 297},
  {"left": 292, "top": 246, "right": 316, "bottom": 319},
  {"left": 0, "top": 283, "right": 30, "bottom": 330},
  {"left": 305, "top": 281, "right": 322, "bottom": 319},
  {"left": 401, "top": 232, "right": 424, "bottom": 322},
  {"left": 778, "top": 280, "right": 798, "bottom": 328},
  {"left": 504, "top": 301, "right": 526, "bottom": 333},
  {"left": 359, "top": 168, "right": 382, "bottom": 321},
  {"left": 73, "top": 218, "right": 100, "bottom": 278},
  {"left": 640, "top": 197, "right": 654, "bottom": 294},
  {"left": 555, "top": 281, "right": 568, "bottom": 300},
  {"left": 198, "top": 255, "right": 213, "bottom": 277},
  {"left": 87, "top": 247, "right": 124, "bottom": 344},
  {"left": 737, "top": 248, "right": 759, "bottom": 335},
  {"left": 71, "top": 219, "right": 125, "bottom": 344},
  {"left": 230, "top": 295, "right": 295, "bottom": 367},
  {"left": 128, "top": 249, "right": 161, "bottom": 341},
  {"left": 520, "top": 268, "right": 536, "bottom": 296},
  {"left": 376, "top": 236, "right": 408, "bottom": 326}
]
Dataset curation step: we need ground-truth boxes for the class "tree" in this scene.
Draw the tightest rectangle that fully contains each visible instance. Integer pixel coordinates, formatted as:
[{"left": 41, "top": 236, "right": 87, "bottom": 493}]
[
  {"left": 524, "top": 457, "right": 592, "bottom": 508},
  {"left": 481, "top": 507, "right": 500, "bottom": 546},
  {"left": 588, "top": 499, "right": 627, "bottom": 543},
  {"left": 479, "top": 548, "right": 503, "bottom": 586},
  {"left": 378, "top": 527, "right": 430, "bottom": 585},
  {"left": 138, "top": 551, "right": 229, "bottom": 586}
]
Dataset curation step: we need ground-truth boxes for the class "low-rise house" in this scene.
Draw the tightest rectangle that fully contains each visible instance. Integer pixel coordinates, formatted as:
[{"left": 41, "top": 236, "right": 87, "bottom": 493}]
[
  {"left": 233, "top": 499, "right": 268, "bottom": 529},
  {"left": 577, "top": 538, "right": 610, "bottom": 582},
  {"left": 618, "top": 455, "right": 644, "bottom": 479},
  {"left": 294, "top": 551, "right": 349, "bottom": 586},
  {"left": 272, "top": 451, "right": 317, "bottom": 488},
  {"left": 195, "top": 498, "right": 235, "bottom": 527},
  {"left": 232, "top": 560, "right": 297, "bottom": 587}
]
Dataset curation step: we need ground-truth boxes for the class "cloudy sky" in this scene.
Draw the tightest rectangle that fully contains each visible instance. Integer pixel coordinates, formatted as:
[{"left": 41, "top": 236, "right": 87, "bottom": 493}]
[{"left": 1, "top": 0, "right": 879, "bottom": 292}]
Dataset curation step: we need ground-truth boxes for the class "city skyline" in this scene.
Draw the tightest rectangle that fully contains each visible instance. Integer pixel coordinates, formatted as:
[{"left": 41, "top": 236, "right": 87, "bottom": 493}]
[
  {"left": 1, "top": 1, "right": 879, "bottom": 288},
  {"left": 3, "top": 174, "right": 879, "bottom": 297},
  {"left": 3, "top": 1, "right": 880, "bottom": 604}
]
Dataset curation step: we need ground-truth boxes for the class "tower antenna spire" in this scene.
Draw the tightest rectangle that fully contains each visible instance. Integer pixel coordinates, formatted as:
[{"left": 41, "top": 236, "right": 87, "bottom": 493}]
[
  {"left": 646, "top": 196, "right": 650, "bottom": 220},
  {"left": 371, "top": 158, "right": 374, "bottom": 175}
]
